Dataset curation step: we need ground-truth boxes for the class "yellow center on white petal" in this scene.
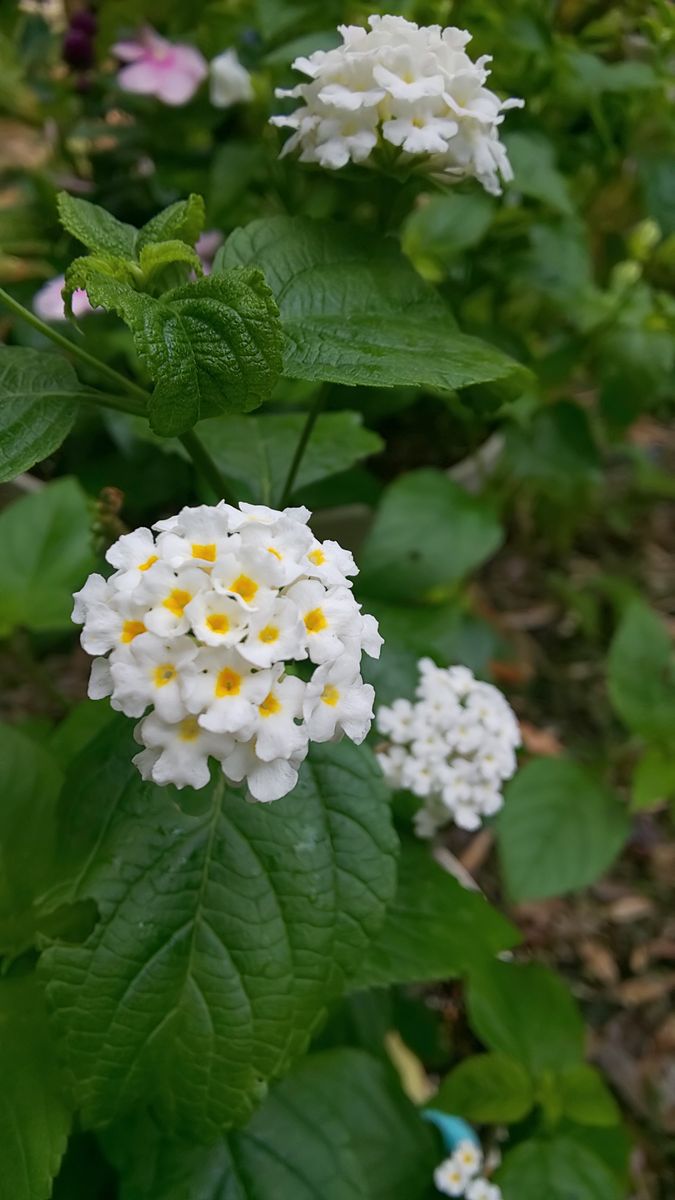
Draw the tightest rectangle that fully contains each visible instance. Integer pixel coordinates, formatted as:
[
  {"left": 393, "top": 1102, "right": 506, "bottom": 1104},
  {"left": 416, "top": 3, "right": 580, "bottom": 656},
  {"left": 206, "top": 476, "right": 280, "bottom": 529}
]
[
  {"left": 321, "top": 684, "right": 340, "bottom": 707},
  {"left": 304, "top": 607, "right": 327, "bottom": 634},
  {"left": 120, "top": 619, "right": 146, "bottom": 643},
  {"left": 191, "top": 542, "right": 216, "bottom": 562},
  {"left": 258, "top": 692, "right": 281, "bottom": 717},
  {"left": 308, "top": 548, "right": 325, "bottom": 566},
  {"left": 259, "top": 624, "right": 279, "bottom": 644},
  {"left": 231, "top": 574, "right": 258, "bottom": 603},
  {"left": 179, "top": 716, "right": 200, "bottom": 741},
  {"left": 139, "top": 554, "right": 158, "bottom": 572},
  {"left": 267, "top": 546, "right": 282, "bottom": 560},
  {"left": 153, "top": 663, "right": 176, "bottom": 688},
  {"left": 215, "top": 667, "right": 241, "bottom": 698},
  {"left": 206, "top": 613, "right": 230, "bottom": 635},
  {"left": 163, "top": 588, "right": 192, "bottom": 617}
]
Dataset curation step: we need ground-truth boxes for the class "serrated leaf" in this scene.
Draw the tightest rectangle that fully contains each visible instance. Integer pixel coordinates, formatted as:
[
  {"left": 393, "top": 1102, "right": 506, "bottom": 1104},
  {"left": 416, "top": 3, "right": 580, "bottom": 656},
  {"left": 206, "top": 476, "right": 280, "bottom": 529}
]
[
  {"left": 57, "top": 192, "right": 137, "bottom": 258},
  {"left": 350, "top": 839, "right": 518, "bottom": 990},
  {"left": 496, "top": 1135, "right": 622, "bottom": 1200},
  {"left": 138, "top": 239, "right": 203, "bottom": 288},
  {"left": 497, "top": 758, "right": 629, "bottom": 902},
  {"left": 220, "top": 216, "right": 522, "bottom": 392},
  {"left": 0, "top": 973, "right": 72, "bottom": 1200},
  {"left": 64, "top": 253, "right": 138, "bottom": 309},
  {"left": 557, "top": 1065, "right": 620, "bottom": 1127},
  {"left": 467, "top": 961, "right": 585, "bottom": 1074},
  {"left": 136, "top": 194, "right": 205, "bottom": 251},
  {"left": 435, "top": 1053, "right": 535, "bottom": 1124},
  {"left": 68, "top": 264, "right": 283, "bottom": 436},
  {"left": 0, "top": 476, "right": 94, "bottom": 637},
  {"left": 0, "top": 348, "right": 80, "bottom": 482},
  {"left": 41, "top": 720, "right": 397, "bottom": 1138},
  {"left": 107, "top": 1049, "right": 436, "bottom": 1200},
  {"left": 608, "top": 600, "right": 675, "bottom": 744},
  {"left": 358, "top": 469, "right": 503, "bottom": 603},
  {"left": 199, "top": 410, "right": 383, "bottom": 504}
]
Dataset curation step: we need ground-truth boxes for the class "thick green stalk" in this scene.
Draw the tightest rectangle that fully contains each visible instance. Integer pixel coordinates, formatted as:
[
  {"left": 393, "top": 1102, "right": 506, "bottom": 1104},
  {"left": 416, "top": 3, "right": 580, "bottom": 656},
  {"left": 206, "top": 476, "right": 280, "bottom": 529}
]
[{"left": 279, "top": 386, "right": 326, "bottom": 507}]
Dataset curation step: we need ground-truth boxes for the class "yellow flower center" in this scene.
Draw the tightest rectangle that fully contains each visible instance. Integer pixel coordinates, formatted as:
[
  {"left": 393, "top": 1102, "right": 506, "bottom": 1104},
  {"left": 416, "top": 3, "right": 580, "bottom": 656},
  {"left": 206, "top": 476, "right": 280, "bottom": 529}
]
[
  {"left": 231, "top": 574, "right": 258, "bottom": 603},
  {"left": 206, "top": 613, "right": 230, "bottom": 634},
  {"left": 191, "top": 542, "right": 216, "bottom": 562},
  {"left": 321, "top": 684, "right": 340, "bottom": 707},
  {"left": 179, "top": 716, "right": 200, "bottom": 741},
  {"left": 215, "top": 667, "right": 242, "bottom": 697},
  {"left": 267, "top": 546, "right": 282, "bottom": 560},
  {"left": 139, "top": 554, "right": 158, "bottom": 572},
  {"left": 163, "top": 588, "right": 192, "bottom": 617},
  {"left": 259, "top": 624, "right": 279, "bottom": 644},
  {"left": 308, "top": 548, "right": 325, "bottom": 566},
  {"left": 258, "top": 692, "right": 282, "bottom": 718},
  {"left": 304, "top": 607, "right": 327, "bottom": 634},
  {"left": 120, "top": 619, "right": 146, "bottom": 643},
  {"left": 153, "top": 663, "right": 176, "bottom": 688}
]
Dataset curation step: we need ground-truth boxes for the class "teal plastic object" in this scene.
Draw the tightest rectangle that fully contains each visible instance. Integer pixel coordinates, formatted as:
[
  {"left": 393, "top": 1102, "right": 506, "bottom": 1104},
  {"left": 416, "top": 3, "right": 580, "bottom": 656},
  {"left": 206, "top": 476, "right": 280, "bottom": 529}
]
[{"left": 422, "top": 1109, "right": 479, "bottom": 1153}]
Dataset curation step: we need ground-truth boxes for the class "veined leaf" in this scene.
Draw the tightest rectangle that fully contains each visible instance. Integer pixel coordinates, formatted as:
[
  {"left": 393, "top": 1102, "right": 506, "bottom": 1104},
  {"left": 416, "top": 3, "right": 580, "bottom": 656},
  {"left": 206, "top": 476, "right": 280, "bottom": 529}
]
[
  {"left": 496, "top": 1135, "right": 623, "bottom": 1200},
  {"left": 0, "top": 348, "right": 80, "bottom": 482},
  {"left": 136, "top": 194, "right": 205, "bottom": 251},
  {"left": 57, "top": 192, "right": 137, "bottom": 258},
  {"left": 434, "top": 1053, "right": 535, "bottom": 1125}
]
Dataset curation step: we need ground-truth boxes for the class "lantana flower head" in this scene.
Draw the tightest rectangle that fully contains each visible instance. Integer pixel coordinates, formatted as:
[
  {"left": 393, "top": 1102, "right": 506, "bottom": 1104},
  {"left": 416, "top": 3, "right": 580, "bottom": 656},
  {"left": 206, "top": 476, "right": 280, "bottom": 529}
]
[
  {"left": 73, "top": 501, "right": 381, "bottom": 802},
  {"left": 210, "top": 48, "right": 254, "bottom": 108},
  {"left": 270, "top": 14, "right": 523, "bottom": 195},
  {"left": 376, "top": 659, "right": 520, "bottom": 834},
  {"left": 113, "top": 27, "right": 207, "bottom": 106},
  {"left": 434, "top": 1139, "right": 501, "bottom": 1199}
]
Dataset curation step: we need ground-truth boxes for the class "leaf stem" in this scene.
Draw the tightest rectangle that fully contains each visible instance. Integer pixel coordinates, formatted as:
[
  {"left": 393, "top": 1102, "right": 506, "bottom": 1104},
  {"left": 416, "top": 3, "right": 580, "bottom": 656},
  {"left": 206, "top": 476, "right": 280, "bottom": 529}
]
[
  {"left": 179, "top": 430, "right": 236, "bottom": 504},
  {"left": 279, "top": 385, "right": 326, "bottom": 507},
  {"left": 76, "top": 390, "right": 148, "bottom": 416}
]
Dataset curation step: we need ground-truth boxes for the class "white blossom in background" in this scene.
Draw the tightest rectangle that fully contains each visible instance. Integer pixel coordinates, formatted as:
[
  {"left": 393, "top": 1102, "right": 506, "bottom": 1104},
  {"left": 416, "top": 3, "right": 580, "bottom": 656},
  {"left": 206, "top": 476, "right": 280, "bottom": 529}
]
[
  {"left": 73, "top": 501, "right": 381, "bottom": 802},
  {"left": 434, "top": 1139, "right": 501, "bottom": 1199},
  {"left": 210, "top": 48, "right": 254, "bottom": 108},
  {"left": 376, "top": 659, "right": 520, "bottom": 834},
  {"left": 34, "top": 275, "right": 93, "bottom": 321},
  {"left": 270, "top": 14, "right": 523, "bottom": 195}
]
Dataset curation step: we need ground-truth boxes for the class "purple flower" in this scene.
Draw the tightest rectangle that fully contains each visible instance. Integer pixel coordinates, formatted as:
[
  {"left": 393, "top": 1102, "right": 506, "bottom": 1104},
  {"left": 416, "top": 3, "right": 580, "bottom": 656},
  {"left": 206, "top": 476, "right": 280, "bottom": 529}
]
[
  {"left": 33, "top": 275, "right": 94, "bottom": 321},
  {"left": 113, "top": 27, "right": 208, "bottom": 106},
  {"left": 195, "top": 230, "right": 224, "bottom": 275}
]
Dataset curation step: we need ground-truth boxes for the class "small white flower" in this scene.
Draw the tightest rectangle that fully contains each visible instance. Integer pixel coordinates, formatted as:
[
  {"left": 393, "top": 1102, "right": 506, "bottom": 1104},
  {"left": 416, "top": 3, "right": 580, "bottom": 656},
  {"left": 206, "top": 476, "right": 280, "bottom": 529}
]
[
  {"left": 434, "top": 1156, "right": 470, "bottom": 1198},
  {"left": 303, "top": 658, "right": 374, "bottom": 744},
  {"left": 466, "top": 1180, "right": 502, "bottom": 1200},
  {"left": 454, "top": 1140, "right": 483, "bottom": 1179},
  {"left": 72, "top": 572, "right": 113, "bottom": 623},
  {"left": 285, "top": 579, "right": 360, "bottom": 664},
  {"left": 106, "top": 527, "right": 161, "bottom": 591},
  {"left": 376, "top": 698, "right": 415, "bottom": 743},
  {"left": 133, "top": 712, "right": 232, "bottom": 790},
  {"left": 184, "top": 590, "right": 248, "bottom": 648},
  {"left": 209, "top": 48, "right": 254, "bottom": 109},
  {"left": 237, "top": 598, "right": 306, "bottom": 669},
  {"left": 249, "top": 670, "right": 308, "bottom": 762},
  {"left": 79, "top": 594, "right": 149, "bottom": 656},
  {"left": 211, "top": 548, "right": 278, "bottom": 611},
  {"left": 139, "top": 564, "right": 210, "bottom": 637},
  {"left": 109, "top": 633, "right": 198, "bottom": 721},
  {"left": 222, "top": 740, "right": 305, "bottom": 803},
  {"left": 184, "top": 648, "right": 272, "bottom": 738},
  {"left": 301, "top": 538, "right": 357, "bottom": 587}
]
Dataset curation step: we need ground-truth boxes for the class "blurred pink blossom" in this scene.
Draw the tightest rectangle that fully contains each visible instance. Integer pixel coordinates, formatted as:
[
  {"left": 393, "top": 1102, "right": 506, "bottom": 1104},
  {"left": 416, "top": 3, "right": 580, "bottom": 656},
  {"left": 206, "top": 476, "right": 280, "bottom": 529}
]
[
  {"left": 33, "top": 275, "right": 93, "bottom": 321},
  {"left": 195, "top": 230, "right": 224, "bottom": 275},
  {"left": 113, "top": 27, "right": 207, "bottom": 106}
]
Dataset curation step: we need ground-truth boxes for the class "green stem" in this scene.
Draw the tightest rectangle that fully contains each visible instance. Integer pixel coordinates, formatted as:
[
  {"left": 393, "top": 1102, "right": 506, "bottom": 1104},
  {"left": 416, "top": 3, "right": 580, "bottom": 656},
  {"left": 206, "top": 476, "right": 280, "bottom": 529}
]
[
  {"left": 279, "top": 386, "right": 326, "bottom": 507},
  {"left": 76, "top": 390, "right": 147, "bottom": 416},
  {"left": 179, "top": 430, "right": 235, "bottom": 503},
  {"left": 0, "top": 286, "right": 149, "bottom": 403}
]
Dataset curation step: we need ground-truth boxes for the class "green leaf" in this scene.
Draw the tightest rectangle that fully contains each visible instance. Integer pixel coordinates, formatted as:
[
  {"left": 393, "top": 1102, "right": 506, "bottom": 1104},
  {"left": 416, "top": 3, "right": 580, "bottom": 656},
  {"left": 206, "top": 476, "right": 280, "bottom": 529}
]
[
  {"left": 136, "top": 194, "right": 205, "bottom": 251},
  {"left": 0, "top": 348, "right": 80, "bottom": 482},
  {"left": 108, "top": 1049, "right": 436, "bottom": 1200},
  {"left": 402, "top": 192, "right": 495, "bottom": 280},
  {"left": 57, "top": 192, "right": 137, "bottom": 258},
  {"left": 199, "top": 411, "right": 383, "bottom": 504},
  {"left": 68, "top": 264, "right": 283, "bottom": 436},
  {"left": 504, "top": 132, "right": 575, "bottom": 215},
  {"left": 0, "top": 724, "right": 63, "bottom": 958},
  {"left": 608, "top": 600, "right": 675, "bottom": 744},
  {"left": 220, "top": 216, "right": 522, "bottom": 392},
  {"left": 138, "top": 240, "right": 203, "bottom": 289},
  {"left": 350, "top": 839, "right": 518, "bottom": 990},
  {"left": 496, "top": 1134, "right": 622, "bottom": 1200},
  {"left": 0, "top": 477, "right": 94, "bottom": 637},
  {"left": 632, "top": 746, "right": 675, "bottom": 811},
  {"left": 468, "top": 961, "right": 584, "bottom": 1074},
  {"left": 42, "top": 720, "right": 397, "bottom": 1137},
  {"left": 0, "top": 973, "right": 72, "bottom": 1200},
  {"left": 557, "top": 1065, "right": 620, "bottom": 1128},
  {"left": 358, "top": 469, "right": 503, "bottom": 603},
  {"left": 48, "top": 701, "right": 114, "bottom": 769},
  {"left": 497, "top": 758, "right": 629, "bottom": 902},
  {"left": 434, "top": 1053, "right": 535, "bottom": 1124}
]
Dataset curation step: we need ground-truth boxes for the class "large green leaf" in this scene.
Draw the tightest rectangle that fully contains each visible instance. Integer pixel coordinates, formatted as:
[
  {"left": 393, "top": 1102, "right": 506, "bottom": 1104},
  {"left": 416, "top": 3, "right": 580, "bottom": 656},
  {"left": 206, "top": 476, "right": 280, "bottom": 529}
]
[
  {"left": 467, "top": 961, "right": 585, "bottom": 1074},
  {"left": 0, "top": 349, "right": 80, "bottom": 482},
  {"left": 42, "top": 720, "right": 397, "bottom": 1138},
  {"left": 434, "top": 1053, "right": 534, "bottom": 1125},
  {"left": 57, "top": 192, "right": 137, "bottom": 258},
  {"left": 0, "top": 973, "right": 72, "bottom": 1200},
  {"left": 0, "top": 476, "right": 94, "bottom": 637},
  {"left": 496, "top": 1135, "right": 622, "bottom": 1200},
  {"left": 608, "top": 600, "right": 675, "bottom": 744},
  {"left": 136, "top": 195, "right": 205, "bottom": 251},
  {"left": 358, "top": 469, "right": 503, "bottom": 603},
  {"left": 0, "top": 724, "right": 63, "bottom": 959},
  {"left": 350, "top": 839, "right": 518, "bottom": 990},
  {"left": 66, "top": 265, "right": 283, "bottom": 436},
  {"left": 199, "top": 411, "right": 382, "bottom": 504},
  {"left": 497, "top": 758, "right": 629, "bottom": 902},
  {"left": 108, "top": 1050, "right": 436, "bottom": 1200},
  {"left": 219, "top": 216, "right": 521, "bottom": 391},
  {"left": 557, "top": 1065, "right": 620, "bottom": 1128}
]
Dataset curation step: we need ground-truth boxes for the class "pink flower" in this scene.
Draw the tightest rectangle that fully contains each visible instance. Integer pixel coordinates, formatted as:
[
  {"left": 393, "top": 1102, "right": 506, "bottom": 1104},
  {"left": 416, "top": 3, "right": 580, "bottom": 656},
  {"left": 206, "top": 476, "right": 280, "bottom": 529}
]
[
  {"left": 33, "top": 275, "right": 93, "bottom": 321},
  {"left": 195, "top": 230, "right": 224, "bottom": 275},
  {"left": 113, "top": 27, "right": 207, "bottom": 106}
]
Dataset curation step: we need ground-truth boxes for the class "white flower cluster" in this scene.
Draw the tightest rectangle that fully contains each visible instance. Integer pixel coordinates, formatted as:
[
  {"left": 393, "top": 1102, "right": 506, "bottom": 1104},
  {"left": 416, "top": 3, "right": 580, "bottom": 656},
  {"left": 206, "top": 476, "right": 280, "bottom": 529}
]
[
  {"left": 376, "top": 659, "right": 520, "bottom": 834},
  {"left": 435, "top": 1140, "right": 501, "bottom": 1199},
  {"left": 270, "top": 14, "right": 523, "bottom": 195},
  {"left": 73, "top": 502, "right": 381, "bottom": 801}
]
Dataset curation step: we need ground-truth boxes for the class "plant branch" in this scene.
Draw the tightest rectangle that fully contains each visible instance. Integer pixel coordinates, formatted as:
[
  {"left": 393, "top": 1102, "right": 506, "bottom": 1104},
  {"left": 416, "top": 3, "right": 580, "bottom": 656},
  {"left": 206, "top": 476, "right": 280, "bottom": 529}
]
[
  {"left": 279, "top": 386, "right": 326, "bottom": 507},
  {"left": 179, "top": 430, "right": 235, "bottom": 503}
]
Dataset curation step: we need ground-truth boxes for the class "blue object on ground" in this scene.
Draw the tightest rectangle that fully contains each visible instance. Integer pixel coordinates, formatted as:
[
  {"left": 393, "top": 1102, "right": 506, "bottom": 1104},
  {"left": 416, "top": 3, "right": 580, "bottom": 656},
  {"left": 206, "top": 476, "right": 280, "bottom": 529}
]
[{"left": 422, "top": 1109, "right": 480, "bottom": 1152}]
